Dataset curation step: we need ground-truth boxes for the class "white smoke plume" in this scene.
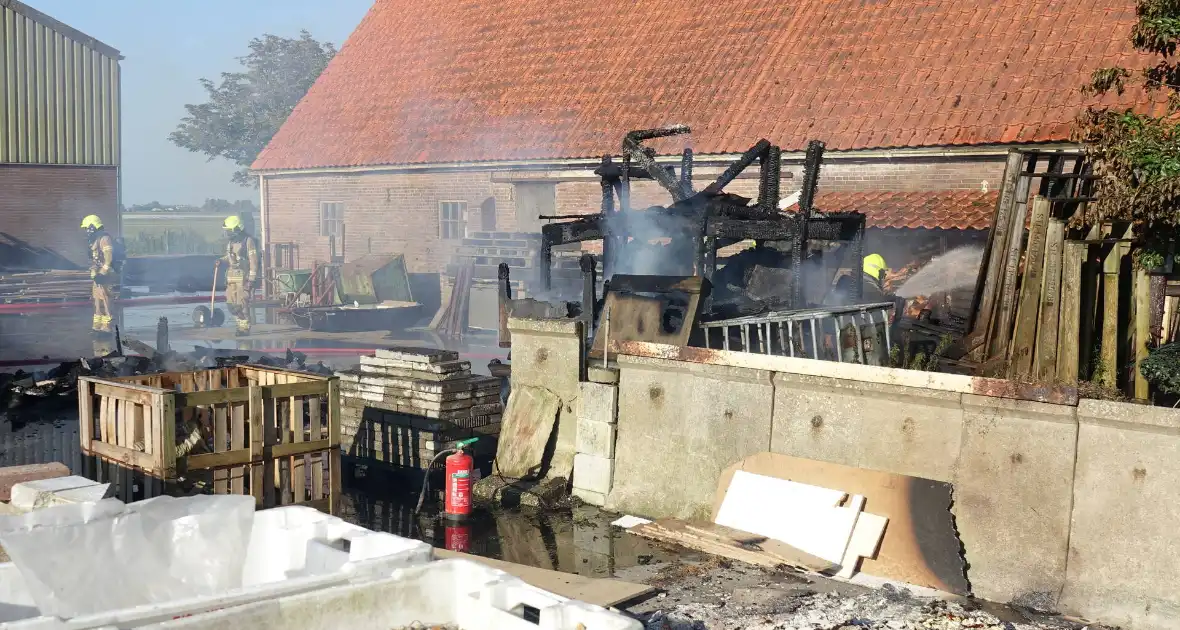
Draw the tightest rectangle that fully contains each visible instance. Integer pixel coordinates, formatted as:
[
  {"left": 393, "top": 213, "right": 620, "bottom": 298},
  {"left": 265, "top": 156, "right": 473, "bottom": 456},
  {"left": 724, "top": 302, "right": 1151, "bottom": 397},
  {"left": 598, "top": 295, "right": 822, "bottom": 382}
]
[{"left": 894, "top": 245, "right": 985, "bottom": 298}]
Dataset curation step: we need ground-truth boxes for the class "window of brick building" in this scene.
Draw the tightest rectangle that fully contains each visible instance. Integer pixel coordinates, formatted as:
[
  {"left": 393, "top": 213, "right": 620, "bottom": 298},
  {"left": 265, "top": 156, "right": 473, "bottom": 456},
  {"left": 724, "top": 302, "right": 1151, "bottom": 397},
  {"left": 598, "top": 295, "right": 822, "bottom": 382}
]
[
  {"left": 319, "top": 202, "right": 345, "bottom": 237},
  {"left": 439, "top": 201, "right": 467, "bottom": 239}
]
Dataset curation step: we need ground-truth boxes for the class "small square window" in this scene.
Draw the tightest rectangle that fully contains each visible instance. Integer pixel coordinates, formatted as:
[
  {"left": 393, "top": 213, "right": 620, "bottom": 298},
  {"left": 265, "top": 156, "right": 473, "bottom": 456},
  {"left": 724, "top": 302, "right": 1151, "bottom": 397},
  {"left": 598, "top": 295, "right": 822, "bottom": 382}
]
[{"left": 439, "top": 201, "right": 467, "bottom": 240}]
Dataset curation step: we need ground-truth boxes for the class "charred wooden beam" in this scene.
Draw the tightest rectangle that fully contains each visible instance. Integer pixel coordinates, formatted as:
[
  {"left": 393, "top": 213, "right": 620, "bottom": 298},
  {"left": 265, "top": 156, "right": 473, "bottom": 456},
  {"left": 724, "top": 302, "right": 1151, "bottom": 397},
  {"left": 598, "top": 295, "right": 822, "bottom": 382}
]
[
  {"left": 680, "top": 148, "right": 694, "bottom": 195},
  {"left": 758, "top": 145, "right": 783, "bottom": 215},
  {"left": 703, "top": 139, "right": 771, "bottom": 195},
  {"left": 791, "top": 140, "right": 825, "bottom": 308},
  {"left": 623, "top": 127, "right": 693, "bottom": 202}
]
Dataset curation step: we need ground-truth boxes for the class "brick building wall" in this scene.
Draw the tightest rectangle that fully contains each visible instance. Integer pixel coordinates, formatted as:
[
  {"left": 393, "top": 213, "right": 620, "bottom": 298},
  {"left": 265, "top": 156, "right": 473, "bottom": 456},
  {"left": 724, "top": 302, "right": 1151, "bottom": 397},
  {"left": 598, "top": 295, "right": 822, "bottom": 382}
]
[
  {"left": 0, "top": 165, "right": 119, "bottom": 268},
  {"left": 263, "top": 154, "right": 1006, "bottom": 275}
]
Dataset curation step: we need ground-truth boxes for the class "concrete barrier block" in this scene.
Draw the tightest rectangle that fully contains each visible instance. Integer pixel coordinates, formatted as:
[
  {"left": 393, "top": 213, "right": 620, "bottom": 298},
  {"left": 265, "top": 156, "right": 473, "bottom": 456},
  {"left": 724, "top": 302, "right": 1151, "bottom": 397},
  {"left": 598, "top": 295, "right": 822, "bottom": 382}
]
[
  {"left": 0, "top": 463, "right": 69, "bottom": 501},
  {"left": 608, "top": 356, "right": 774, "bottom": 520},
  {"left": 1060, "top": 400, "right": 1180, "bottom": 629},
  {"left": 573, "top": 487, "right": 607, "bottom": 507},
  {"left": 955, "top": 394, "right": 1076, "bottom": 606},
  {"left": 576, "top": 419, "right": 616, "bottom": 459},
  {"left": 579, "top": 382, "right": 618, "bottom": 425},
  {"left": 573, "top": 453, "right": 614, "bottom": 495},
  {"left": 508, "top": 317, "right": 584, "bottom": 480},
  {"left": 770, "top": 372, "right": 963, "bottom": 483}
]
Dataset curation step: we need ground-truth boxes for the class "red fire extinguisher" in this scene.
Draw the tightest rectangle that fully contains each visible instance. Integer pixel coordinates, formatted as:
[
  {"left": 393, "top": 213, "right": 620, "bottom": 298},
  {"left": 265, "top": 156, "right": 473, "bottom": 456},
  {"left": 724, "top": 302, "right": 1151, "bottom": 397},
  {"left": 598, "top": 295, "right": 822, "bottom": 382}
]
[
  {"left": 445, "top": 524, "right": 471, "bottom": 552},
  {"left": 444, "top": 438, "right": 479, "bottom": 519}
]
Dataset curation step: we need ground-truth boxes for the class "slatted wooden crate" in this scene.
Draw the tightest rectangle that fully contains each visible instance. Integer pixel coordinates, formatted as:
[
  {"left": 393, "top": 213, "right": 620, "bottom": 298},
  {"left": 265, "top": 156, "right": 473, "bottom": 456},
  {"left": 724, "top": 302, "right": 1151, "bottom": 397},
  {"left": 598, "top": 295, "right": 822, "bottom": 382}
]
[{"left": 77, "top": 365, "right": 342, "bottom": 513}]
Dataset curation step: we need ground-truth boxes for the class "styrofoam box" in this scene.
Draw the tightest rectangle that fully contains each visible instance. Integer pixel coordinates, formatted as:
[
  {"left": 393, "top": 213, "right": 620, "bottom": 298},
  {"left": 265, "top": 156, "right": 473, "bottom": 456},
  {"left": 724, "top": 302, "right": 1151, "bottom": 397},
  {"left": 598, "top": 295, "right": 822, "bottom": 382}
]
[
  {"left": 138, "top": 558, "right": 642, "bottom": 630},
  {"left": 0, "top": 505, "right": 433, "bottom": 629}
]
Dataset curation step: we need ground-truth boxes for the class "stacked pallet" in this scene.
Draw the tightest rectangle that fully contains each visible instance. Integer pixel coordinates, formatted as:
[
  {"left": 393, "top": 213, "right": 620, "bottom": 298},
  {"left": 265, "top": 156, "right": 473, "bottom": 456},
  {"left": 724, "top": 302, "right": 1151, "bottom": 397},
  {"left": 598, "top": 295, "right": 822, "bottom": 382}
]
[
  {"left": 0, "top": 270, "right": 95, "bottom": 303},
  {"left": 337, "top": 347, "right": 503, "bottom": 471},
  {"left": 445, "top": 231, "right": 541, "bottom": 296}
]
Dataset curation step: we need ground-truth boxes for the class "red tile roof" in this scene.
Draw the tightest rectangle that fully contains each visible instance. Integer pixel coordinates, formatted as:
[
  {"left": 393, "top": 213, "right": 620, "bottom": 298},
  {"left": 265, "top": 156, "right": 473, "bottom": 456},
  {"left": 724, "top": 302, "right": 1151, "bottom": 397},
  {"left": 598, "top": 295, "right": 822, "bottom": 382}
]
[
  {"left": 785, "top": 191, "right": 1000, "bottom": 230},
  {"left": 253, "top": 0, "right": 1148, "bottom": 171}
]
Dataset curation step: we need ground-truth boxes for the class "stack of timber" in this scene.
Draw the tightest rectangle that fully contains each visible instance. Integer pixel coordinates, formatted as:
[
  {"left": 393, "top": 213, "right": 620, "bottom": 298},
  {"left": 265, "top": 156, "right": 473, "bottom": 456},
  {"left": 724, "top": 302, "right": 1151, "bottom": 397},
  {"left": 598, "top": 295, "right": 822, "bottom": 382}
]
[
  {"left": 0, "top": 270, "right": 94, "bottom": 303},
  {"left": 336, "top": 347, "right": 502, "bottom": 471},
  {"left": 966, "top": 150, "right": 1155, "bottom": 398}
]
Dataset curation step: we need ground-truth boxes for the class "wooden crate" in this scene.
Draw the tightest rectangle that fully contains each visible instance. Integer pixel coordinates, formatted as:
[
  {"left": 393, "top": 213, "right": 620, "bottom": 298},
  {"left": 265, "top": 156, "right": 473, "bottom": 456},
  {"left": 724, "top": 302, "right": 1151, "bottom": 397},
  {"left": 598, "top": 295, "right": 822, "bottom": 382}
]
[{"left": 77, "top": 365, "right": 342, "bottom": 513}]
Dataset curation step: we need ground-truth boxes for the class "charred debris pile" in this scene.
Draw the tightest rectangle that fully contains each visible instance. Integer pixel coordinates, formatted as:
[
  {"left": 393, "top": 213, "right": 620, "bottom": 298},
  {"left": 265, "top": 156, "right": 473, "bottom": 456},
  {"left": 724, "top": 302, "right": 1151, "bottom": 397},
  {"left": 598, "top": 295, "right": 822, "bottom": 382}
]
[
  {"left": 0, "top": 330, "right": 334, "bottom": 424},
  {"left": 535, "top": 126, "right": 870, "bottom": 321}
]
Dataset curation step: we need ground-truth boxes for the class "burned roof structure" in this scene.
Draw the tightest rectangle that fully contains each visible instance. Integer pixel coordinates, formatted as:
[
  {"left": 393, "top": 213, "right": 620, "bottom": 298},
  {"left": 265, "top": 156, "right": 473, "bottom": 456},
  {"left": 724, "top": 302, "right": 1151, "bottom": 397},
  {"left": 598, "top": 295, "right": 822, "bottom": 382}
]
[{"left": 539, "top": 127, "right": 868, "bottom": 315}]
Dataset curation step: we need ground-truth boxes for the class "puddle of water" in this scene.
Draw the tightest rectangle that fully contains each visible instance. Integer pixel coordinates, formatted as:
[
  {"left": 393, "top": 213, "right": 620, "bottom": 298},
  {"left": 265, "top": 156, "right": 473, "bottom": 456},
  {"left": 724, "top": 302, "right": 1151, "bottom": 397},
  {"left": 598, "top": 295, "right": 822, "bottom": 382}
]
[{"left": 0, "top": 415, "right": 678, "bottom": 579}]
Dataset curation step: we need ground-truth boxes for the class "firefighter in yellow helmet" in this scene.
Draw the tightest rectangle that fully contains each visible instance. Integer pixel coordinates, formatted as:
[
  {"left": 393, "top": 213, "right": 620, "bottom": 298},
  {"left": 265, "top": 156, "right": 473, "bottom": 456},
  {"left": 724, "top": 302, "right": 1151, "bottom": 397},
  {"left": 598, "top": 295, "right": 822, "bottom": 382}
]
[
  {"left": 862, "top": 254, "right": 888, "bottom": 297},
  {"left": 81, "top": 215, "right": 118, "bottom": 336},
  {"left": 221, "top": 215, "right": 260, "bottom": 337}
]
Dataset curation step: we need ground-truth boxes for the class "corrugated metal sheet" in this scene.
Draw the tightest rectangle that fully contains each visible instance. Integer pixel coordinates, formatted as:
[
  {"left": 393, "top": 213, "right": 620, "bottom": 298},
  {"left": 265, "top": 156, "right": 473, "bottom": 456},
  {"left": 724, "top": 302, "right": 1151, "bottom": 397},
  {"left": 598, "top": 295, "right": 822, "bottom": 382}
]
[
  {"left": 0, "top": 0, "right": 121, "bottom": 166},
  {"left": 0, "top": 421, "right": 82, "bottom": 472}
]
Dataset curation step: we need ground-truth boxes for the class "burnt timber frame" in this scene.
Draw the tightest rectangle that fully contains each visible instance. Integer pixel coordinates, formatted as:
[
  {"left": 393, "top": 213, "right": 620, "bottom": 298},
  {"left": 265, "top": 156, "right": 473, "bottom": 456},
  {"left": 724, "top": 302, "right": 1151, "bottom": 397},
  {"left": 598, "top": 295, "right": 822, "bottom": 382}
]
[{"left": 538, "top": 128, "right": 867, "bottom": 310}]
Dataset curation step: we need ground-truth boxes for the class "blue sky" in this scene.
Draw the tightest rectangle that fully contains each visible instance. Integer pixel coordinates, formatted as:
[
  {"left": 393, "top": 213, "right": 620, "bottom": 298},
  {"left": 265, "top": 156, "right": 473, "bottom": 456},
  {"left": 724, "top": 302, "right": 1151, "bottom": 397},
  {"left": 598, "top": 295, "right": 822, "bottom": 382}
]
[{"left": 23, "top": 0, "right": 374, "bottom": 206}]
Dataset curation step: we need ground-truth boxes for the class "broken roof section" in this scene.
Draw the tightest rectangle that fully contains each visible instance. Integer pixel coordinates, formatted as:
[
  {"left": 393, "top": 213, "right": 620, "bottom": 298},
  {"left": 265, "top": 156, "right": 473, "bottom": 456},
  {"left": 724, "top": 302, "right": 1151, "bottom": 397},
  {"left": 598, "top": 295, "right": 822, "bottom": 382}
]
[{"left": 253, "top": 0, "right": 1148, "bottom": 171}]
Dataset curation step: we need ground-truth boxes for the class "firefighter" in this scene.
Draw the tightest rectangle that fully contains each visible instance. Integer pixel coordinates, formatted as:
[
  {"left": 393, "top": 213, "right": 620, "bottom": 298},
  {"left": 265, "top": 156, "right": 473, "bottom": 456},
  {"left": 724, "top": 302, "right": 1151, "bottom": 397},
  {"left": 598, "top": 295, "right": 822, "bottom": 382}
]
[
  {"left": 861, "top": 253, "right": 889, "bottom": 302},
  {"left": 221, "top": 215, "right": 260, "bottom": 337},
  {"left": 81, "top": 215, "right": 117, "bottom": 336}
]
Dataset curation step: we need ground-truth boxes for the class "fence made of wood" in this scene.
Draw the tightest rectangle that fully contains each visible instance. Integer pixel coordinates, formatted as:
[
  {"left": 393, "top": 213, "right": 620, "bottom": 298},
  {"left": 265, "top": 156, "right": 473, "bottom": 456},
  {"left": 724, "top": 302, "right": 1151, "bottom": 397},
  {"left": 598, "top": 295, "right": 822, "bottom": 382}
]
[
  {"left": 966, "top": 150, "right": 1158, "bottom": 399},
  {"left": 77, "top": 365, "right": 341, "bottom": 512}
]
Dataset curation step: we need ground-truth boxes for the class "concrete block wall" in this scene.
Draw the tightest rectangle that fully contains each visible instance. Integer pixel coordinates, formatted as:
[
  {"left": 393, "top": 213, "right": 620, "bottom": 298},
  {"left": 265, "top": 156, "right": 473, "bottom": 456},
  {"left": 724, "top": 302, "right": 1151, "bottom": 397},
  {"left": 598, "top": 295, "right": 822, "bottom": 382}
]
[
  {"left": 573, "top": 377, "right": 620, "bottom": 506},
  {"left": 505, "top": 317, "right": 584, "bottom": 480},
  {"left": 537, "top": 338, "right": 1178, "bottom": 630}
]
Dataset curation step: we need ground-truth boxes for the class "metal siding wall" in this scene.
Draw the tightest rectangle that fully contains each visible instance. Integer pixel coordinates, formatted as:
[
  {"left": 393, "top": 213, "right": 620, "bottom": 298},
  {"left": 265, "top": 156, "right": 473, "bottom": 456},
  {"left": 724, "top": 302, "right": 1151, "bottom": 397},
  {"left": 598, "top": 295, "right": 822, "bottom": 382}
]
[{"left": 0, "top": 3, "right": 120, "bottom": 166}]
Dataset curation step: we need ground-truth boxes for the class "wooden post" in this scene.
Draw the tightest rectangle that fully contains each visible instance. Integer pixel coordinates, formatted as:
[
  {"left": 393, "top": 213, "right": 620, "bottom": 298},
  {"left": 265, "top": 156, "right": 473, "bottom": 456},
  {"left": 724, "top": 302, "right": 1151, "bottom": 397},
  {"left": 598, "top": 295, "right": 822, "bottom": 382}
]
[
  {"left": 248, "top": 385, "right": 265, "bottom": 507},
  {"left": 1100, "top": 242, "right": 1123, "bottom": 387},
  {"left": 78, "top": 379, "right": 93, "bottom": 452},
  {"left": 1056, "top": 241, "right": 1084, "bottom": 382},
  {"left": 969, "top": 151, "right": 1023, "bottom": 356},
  {"left": 157, "top": 393, "right": 177, "bottom": 480},
  {"left": 328, "top": 378, "right": 342, "bottom": 515},
  {"left": 1035, "top": 219, "right": 1065, "bottom": 380},
  {"left": 989, "top": 159, "right": 1036, "bottom": 361},
  {"left": 1009, "top": 196, "right": 1051, "bottom": 378},
  {"left": 1134, "top": 267, "right": 1151, "bottom": 400}
]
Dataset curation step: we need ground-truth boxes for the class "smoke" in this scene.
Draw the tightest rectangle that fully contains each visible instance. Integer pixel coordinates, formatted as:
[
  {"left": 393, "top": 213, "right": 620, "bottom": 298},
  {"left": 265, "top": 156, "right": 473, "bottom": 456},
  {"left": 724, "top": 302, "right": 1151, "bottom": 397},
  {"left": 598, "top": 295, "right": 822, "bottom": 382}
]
[{"left": 894, "top": 246, "right": 985, "bottom": 298}]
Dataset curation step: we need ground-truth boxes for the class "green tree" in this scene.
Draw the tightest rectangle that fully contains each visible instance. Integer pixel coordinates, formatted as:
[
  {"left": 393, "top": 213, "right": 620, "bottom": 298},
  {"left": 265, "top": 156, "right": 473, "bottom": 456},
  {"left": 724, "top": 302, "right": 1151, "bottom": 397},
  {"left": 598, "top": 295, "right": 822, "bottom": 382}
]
[
  {"left": 1076, "top": 0, "right": 1180, "bottom": 266},
  {"left": 169, "top": 31, "right": 336, "bottom": 186}
]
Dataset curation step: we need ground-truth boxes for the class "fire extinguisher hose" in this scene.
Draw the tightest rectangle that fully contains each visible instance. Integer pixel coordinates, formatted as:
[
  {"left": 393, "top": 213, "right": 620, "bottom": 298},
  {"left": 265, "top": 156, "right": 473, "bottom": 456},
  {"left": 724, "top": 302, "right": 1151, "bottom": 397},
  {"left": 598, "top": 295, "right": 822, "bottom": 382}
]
[{"left": 414, "top": 437, "right": 480, "bottom": 515}]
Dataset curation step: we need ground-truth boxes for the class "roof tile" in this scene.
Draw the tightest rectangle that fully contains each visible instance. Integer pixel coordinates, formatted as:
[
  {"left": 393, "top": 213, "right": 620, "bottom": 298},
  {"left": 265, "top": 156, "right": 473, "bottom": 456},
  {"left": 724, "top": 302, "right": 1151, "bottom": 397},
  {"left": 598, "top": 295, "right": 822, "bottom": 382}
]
[
  {"left": 254, "top": 0, "right": 1150, "bottom": 171},
  {"left": 783, "top": 190, "right": 1000, "bottom": 230}
]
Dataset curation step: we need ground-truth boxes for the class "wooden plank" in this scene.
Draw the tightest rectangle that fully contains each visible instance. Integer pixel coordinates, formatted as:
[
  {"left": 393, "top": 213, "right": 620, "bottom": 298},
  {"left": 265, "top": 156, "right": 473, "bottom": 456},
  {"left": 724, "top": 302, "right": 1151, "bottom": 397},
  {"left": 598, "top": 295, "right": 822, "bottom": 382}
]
[
  {"left": 262, "top": 374, "right": 278, "bottom": 508},
  {"left": 1035, "top": 219, "right": 1065, "bottom": 380},
  {"left": 89, "top": 440, "right": 157, "bottom": 471},
  {"left": 328, "top": 378, "right": 342, "bottom": 515},
  {"left": 1056, "top": 241, "right": 1084, "bottom": 383},
  {"left": 78, "top": 379, "right": 93, "bottom": 449},
  {"left": 1100, "top": 242, "right": 1124, "bottom": 387},
  {"left": 174, "top": 387, "right": 251, "bottom": 409},
  {"left": 433, "top": 549, "right": 654, "bottom": 608},
  {"left": 271, "top": 439, "right": 331, "bottom": 459},
  {"left": 262, "top": 381, "right": 329, "bottom": 399},
  {"left": 143, "top": 404, "right": 155, "bottom": 455},
  {"left": 988, "top": 162, "right": 1035, "bottom": 361},
  {"left": 1009, "top": 196, "right": 1051, "bottom": 378},
  {"left": 248, "top": 386, "right": 265, "bottom": 506},
  {"left": 186, "top": 448, "right": 252, "bottom": 470},
  {"left": 1135, "top": 267, "right": 1151, "bottom": 400},
  {"left": 157, "top": 393, "right": 177, "bottom": 479},
  {"left": 118, "top": 400, "right": 129, "bottom": 449},
  {"left": 132, "top": 403, "right": 145, "bottom": 452},
  {"left": 214, "top": 404, "right": 229, "bottom": 493},
  {"left": 92, "top": 383, "right": 162, "bottom": 406},
  {"left": 230, "top": 400, "right": 246, "bottom": 495},
  {"left": 310, "top": 396, "right": 324, "bottom": 501},
  {"left": 291, "top": 390, "right": 306, "bottom": 503},
  {"left": 969, "top": 150, "right": 1023, "bottom": 355}
]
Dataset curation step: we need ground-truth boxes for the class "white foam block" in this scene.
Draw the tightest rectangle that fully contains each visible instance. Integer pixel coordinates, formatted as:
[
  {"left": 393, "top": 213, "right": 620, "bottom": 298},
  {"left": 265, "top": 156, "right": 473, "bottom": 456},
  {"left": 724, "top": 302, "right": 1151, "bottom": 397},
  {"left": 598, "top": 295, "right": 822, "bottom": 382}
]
[
  {"left": 10, "top": 476, "right": 111, "bottom": 511},
  {"left": 611, "top": 515, "right": 652, "bottom": 529},
  {"left": 836, "top": 510, "right": 888, "bottom": 578},
  {"left": 715, "top": 472, "right": 859, "bottom": 564}
]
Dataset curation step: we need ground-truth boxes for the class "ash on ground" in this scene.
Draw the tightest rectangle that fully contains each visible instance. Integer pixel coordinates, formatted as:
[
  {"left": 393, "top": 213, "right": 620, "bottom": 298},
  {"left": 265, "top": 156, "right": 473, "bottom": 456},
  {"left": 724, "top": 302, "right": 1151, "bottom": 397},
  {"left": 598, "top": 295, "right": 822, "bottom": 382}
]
[{"left": 620, "top": 559, "right": 1101, "bottom": 630}]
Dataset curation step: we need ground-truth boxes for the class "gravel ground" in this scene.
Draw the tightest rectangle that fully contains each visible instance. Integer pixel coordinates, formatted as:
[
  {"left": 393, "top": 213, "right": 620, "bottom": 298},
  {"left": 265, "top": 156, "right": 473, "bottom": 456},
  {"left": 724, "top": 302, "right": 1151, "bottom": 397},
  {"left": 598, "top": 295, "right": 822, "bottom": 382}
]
[{"left": 616, "top": 558, "right": 1107, "bottom": 630}]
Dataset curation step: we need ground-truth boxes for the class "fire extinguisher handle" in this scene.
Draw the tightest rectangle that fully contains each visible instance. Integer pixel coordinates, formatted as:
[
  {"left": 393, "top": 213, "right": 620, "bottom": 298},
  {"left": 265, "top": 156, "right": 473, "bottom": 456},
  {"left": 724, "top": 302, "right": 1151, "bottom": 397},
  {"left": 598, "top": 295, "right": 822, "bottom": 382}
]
[{"left": 455, "top": 437, "right": 479, "bottom": 449}]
